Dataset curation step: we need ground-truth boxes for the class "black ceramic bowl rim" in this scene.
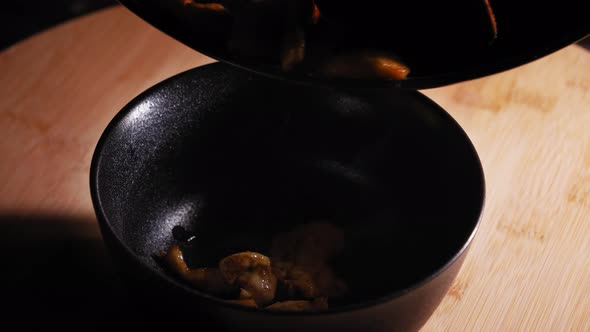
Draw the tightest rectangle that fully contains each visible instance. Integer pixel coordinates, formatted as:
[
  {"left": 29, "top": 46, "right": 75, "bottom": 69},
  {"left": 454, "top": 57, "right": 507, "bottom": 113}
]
[{"left": 90, "top": 65, "right": 486, "bottom": 316}]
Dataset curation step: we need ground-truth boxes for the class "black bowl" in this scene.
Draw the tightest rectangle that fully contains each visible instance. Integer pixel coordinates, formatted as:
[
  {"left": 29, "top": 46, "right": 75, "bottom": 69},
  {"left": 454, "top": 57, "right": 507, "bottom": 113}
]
[{"left": 90, "top": 63, "right": 485, "bottom": 331}]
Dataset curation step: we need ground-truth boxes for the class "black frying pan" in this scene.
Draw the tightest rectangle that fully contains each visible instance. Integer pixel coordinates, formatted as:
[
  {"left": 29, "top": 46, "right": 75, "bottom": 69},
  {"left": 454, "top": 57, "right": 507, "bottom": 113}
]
[{"left": 117, "top": 0, "right": 589, "bottom": 89}]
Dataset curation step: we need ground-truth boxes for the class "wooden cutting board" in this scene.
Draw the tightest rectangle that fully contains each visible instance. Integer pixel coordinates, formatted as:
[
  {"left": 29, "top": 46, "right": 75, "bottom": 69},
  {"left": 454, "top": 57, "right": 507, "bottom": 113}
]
[{"left": 1, "top": 6, "right": 588, "bottom": 331}]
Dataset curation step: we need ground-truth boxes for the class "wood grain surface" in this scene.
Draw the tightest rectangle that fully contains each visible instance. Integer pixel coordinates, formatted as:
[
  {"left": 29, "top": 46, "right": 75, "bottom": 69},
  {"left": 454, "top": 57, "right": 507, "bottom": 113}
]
[{"left": 1, "top": 6, "right": 588, "bottom": 331}]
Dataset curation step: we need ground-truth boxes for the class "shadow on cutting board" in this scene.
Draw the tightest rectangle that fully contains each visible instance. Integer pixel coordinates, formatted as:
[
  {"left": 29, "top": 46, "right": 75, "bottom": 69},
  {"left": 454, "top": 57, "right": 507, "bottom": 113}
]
[
  {"left": 0, "top": 214, "right": 150, "bottom": 331},
  {"left": 578, "top": 36, "right": 590, "bottom": 51}
]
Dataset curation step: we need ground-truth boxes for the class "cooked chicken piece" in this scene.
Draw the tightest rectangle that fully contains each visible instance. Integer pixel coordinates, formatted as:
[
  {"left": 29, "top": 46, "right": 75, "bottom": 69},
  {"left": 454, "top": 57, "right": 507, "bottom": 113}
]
[
  {"left": 265, "top": 297, "right": 328, "bottom": 311},
  {"left": 281, "top": 25, "right": 306, "bottom": 71},
  {"left": 280, "top": 0, "right": 316, "bottom": 71},
  {"left": 270, "top": 222, "right": 347, "bottom": 300},
  {"left": 271, "top": 222, "right": 345, "bottom": 266},
  {"left": 311, "top": 1, "right": 321, "bottom": 24},
  {"left": 265, "top": 300, "right": 312, "bottom": 311},
  {"left": 273, "top": 261, "right": 317, "bottom": 299},
  {"left": 183, "top": 0, "right": 226, "bottom": 12},
  {"left": 163, "top": 221, "right": 347, "bottom": 309},
  {"left": 186, "top": 0, "right": 258, "bottom": 13},
  {"left": 239, "top": 288, "right": 253, "bottom": 300},
  {"left": 306, "top": 263, "right": 348, "bottom": 298},
  {"left": 313, "top": 265, "right": 348, "bottom": 298},
  {"left": 311, "top": 297, "right": 328, "bottom": 310},
  {"left": 273, "top": 261, "right": 347, "bottom": 299},
  {"left": 218, "top": 0, "right": 319, "bottom": 67},
  {"left": 162, "top": 244, "right": 234, "bottom": 294},
  {"left": 219, "top": 252, "right": 277, "bottom": 306},
  {"left": 484, "top": 0, "right": 498, "bottom": 41},
  {"left": 226, "top": 298, "right": 258, "bottom": 308},
  {"left": 318, "top": 50, "right": 410, "bottom": 80}
]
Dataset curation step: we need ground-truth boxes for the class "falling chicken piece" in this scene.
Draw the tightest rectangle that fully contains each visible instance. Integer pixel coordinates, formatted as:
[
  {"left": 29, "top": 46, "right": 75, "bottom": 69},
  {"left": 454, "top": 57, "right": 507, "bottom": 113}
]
[
  {"left": 280, "top": 0, "right": 317, "bottom": 71},
  {"left": 311, "top": 1, "right": 321, "bottom": 24},
  {"left": 183, "top": 0, "right": 226, "bottom": 12},
  {"left": 484, "top": 0, "right": 498, "bottom": 42},
  {"left": 266, "top": 297, "right": 328, "bottom": 312},
  {"left": 162, "top": 244, "right": 234, "bottom": 294},
  {"left": 281, "top": 26, "right": 306, "bottom": 72},
  {"left": 219, "top": 251, "right": 278, "bottom": 306},
  {"left": 180, "top": 0, "right": 498, "bottom": 78},
  {"left": 318, "top": 50, "right": 410, "bottom": 80}
]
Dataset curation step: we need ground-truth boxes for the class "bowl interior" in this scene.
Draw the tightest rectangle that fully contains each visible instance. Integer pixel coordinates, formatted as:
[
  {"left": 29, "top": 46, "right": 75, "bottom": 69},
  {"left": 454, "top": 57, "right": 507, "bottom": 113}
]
[{"left": 92, "top": 63, "right": 484, "bottom": 307}]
